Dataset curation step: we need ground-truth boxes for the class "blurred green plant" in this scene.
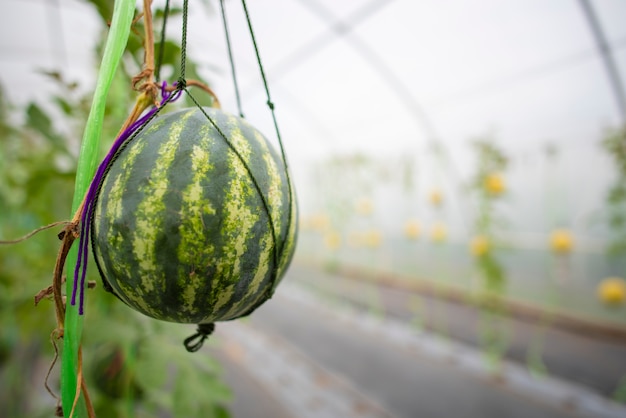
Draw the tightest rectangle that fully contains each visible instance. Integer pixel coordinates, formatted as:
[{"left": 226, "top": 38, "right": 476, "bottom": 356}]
[
  {"left": 468, "top": 138, "right": 510, "bottom": 371},
  {"left": 601, "top": 127, "right": 626, "bottom": 259},
  {"left": 0, "top": 1, "right": 230, "bottom": 417},
  {"left": 469, "top": 140, "right": 508, "bottom": 290},
  {"left": 600, "top": 126, "right": 626, "bottom": 403},
  {"left": 0, "top": 79, "right": 76, "bottom": 417}
]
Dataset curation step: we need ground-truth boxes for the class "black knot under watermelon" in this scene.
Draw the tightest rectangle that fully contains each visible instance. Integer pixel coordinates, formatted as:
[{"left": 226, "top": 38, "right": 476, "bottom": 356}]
[{"left": 91, "top": 107, "right": 297, "bottom": 324}]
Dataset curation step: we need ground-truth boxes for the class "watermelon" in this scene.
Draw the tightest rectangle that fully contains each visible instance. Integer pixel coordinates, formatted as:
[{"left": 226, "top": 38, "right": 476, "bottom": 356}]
[{"left": 90, "top": 107, "right": 297, "bottom": 325}]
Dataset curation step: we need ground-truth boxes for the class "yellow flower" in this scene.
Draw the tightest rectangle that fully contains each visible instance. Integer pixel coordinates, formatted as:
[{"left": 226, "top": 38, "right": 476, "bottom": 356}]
[
  {"left": 484, "top": 173, "right": 505, "bottom": 196},
  {"left": 429, "top": 189, "right": 443, "bottom": 207},
  {"left": 549, "top": 229, "right": 574, "bottom": 254},
  {"left": 356, "top": 198, "right": 374, "bottom": 216},
  {"left": 597, "top": 277, "right": 626, "bottom": 307},
  {"left": 470, "top": 235, "right": 490, "bottom": 257},
  {"left": 324, "top": 231, "right": 341, "bottom": 250},
  {"left": 404, "top": 219, "right": 421, "bottom": 240},
  {"left": 430, "top": 223, "right": 447, "bottom": 243},
  {"left": 364, "top": 229, "right": 382, "bottom": 248}
]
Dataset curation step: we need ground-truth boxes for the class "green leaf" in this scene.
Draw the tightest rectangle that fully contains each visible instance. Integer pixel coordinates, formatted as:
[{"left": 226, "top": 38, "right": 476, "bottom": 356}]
[
  {"left": 25, "top": 103, "right": 65, "bottom": 149},
  {"left": 53, "top": 96, "right": 74, "bottom": 116}
]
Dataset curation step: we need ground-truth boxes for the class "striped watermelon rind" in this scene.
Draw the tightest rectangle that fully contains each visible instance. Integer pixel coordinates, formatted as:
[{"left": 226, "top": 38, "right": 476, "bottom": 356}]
[{"left": 91, "top": 107, "right": 297, "bottom": 324}]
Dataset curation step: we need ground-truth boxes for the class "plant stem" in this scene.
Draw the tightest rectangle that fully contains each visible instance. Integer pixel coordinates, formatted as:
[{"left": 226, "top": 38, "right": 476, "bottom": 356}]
[
  {"left": 61, "top": 1, "right": 135, "bottom": 417},
  {"left": 143, "top": 0, "right": 155, "bottom": 80}
]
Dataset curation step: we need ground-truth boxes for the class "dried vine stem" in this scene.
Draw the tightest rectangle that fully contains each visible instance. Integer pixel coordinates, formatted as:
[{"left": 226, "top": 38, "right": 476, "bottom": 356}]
[
  {"left": 0, "top": 221, "right": 71, "bottom": 245},
  {"left": 132, "top": 0, "right": 158, "bottom": 105},
  {"left": 43, "top": 197, "right": 96, "bottom": 417},
  {"left": 116, "top": 91, "right": 156, "bottom": 135},
  {"left": 46, "top": 330, "right": 62, "bottom": 413},
  {"left": 69, "top": 348, "right": 94, "bottom": 418},
  {"left": 52, "top": 223, "right": 79, "bottom": 326}
]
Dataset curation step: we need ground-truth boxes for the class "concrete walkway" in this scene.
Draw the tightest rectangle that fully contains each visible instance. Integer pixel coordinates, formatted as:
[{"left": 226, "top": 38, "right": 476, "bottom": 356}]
[
  {"left": 212, "top": 276, "right": 626, "bottom": 418},
  {"left": 288, "top": 264, "right": 626, "bottom": 397}
]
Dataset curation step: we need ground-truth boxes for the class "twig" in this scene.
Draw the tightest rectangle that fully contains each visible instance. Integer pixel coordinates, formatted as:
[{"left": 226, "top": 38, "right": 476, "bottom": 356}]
[
  {"left": 68, "top": 348, "right": 95, "bottom": 418},
  {"left": 131, "top": 0, "right": 158, "bottom": 105},
  {"left": 68, "top": 347, "right": 82, "bottom": 418},
  {"left": 0, "top": 221, "right": 71, "bottom": 245},
  {"left": 143, "top": 0, "right": 155, "bottom": 80},
  {"left": 45, "top": 329, "right": 62, "bottom": 407}
]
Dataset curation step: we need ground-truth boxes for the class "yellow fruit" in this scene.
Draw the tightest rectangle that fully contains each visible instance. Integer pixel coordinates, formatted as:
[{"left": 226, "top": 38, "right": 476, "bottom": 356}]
[
  {"left": 429, "top": 189, "right": 443, "bottom": 207},
  {"left": 484, "top": 173, "right": 505, "bottom": 196},
  {"left": 550, "top": 229, "right": 574, "bottom": 254},
  {"left": 470, "top": 235, "right": 490, "bottom": 257},
  {"left": 430, "top": 223, "right": 447, "bottom": 243},
  {"left": 356, "top": 198, "right": 374, "bottom": 216},
  {"left": 597, "top": 277, "right": 626, "bottom": 306},
  {"left": 404, "top": 219, "right": 421, "bottom": 240},
  {"left": 324, "top": 231, "right": 341, "bottom": 250}
]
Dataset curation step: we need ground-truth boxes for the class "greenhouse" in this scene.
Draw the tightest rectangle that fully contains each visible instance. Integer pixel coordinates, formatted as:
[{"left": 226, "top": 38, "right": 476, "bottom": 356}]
[{"left": 0, "top": 0, "right": 625, "bottom": 417}]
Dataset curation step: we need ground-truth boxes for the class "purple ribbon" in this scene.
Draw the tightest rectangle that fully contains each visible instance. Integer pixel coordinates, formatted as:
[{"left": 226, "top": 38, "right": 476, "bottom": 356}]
[{"left": 71, "top": 82, "right": 183, "bottom": 315}]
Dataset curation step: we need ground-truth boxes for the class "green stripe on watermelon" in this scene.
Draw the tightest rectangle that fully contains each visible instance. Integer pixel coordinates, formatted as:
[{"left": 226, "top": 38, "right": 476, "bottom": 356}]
[
  {"left": 92, "top": 107, "right": 297, "bottom": 324},
  {"left": 177, "top": 125, "right": 218, "bottom": 316}
]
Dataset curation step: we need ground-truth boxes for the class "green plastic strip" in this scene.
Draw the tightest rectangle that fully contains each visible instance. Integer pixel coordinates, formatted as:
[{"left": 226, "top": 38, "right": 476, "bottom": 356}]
[{"left": 61, "top": 1, "right": 135, "bottom": 416}]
